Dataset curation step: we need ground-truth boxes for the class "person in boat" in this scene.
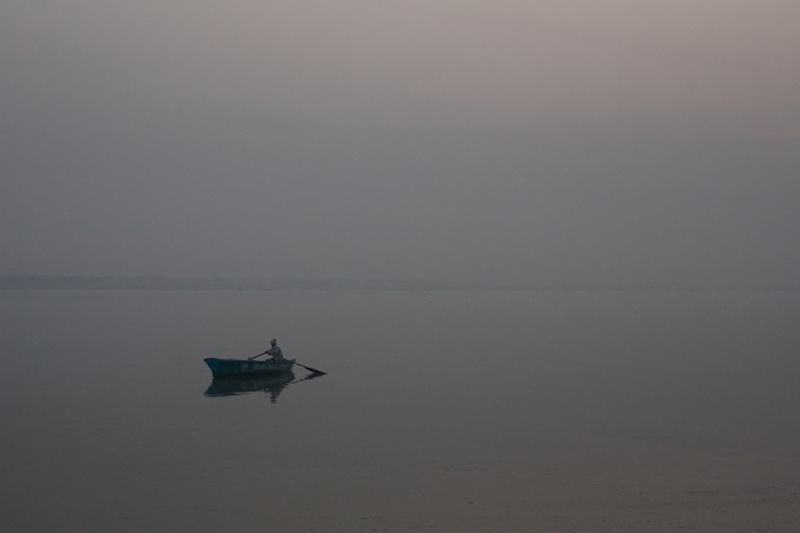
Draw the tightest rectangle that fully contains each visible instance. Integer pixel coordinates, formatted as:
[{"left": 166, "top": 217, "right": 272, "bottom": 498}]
[{"left": 266, "top": 338, "right": 284, "bottom": 361}]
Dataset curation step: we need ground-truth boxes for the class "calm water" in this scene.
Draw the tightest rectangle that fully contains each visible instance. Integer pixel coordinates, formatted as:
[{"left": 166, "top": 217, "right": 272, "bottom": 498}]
[{"left": 1, "top": 290, "right": 799, "bottom": 532}]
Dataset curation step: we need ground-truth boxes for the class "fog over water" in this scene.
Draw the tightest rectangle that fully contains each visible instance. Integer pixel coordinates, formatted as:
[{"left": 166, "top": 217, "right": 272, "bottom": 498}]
[
  {"left": 2, "top": 3, "right": 800, "bottom": 531},
  {"left": 2, "top": 1, "right": 799, "bottom": 287}
]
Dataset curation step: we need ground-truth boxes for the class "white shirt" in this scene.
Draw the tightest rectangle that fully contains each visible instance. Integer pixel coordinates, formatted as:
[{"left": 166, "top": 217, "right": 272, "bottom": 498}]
[{"left": 267, "top": 345, "right": 284, "bottom": 360}]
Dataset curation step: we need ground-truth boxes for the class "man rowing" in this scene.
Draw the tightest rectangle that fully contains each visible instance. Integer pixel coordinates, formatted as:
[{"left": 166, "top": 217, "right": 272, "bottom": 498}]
[{"left": 266, "top": 338, "right": 284, "bottom": 361}]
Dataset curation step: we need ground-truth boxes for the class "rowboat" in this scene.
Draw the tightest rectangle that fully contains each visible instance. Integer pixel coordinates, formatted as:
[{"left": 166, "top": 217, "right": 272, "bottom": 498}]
[{"left": 203, "top": 357, "right": 295, "bottom": 377}]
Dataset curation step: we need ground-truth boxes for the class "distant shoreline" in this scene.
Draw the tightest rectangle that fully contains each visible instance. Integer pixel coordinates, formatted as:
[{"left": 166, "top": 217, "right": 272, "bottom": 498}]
[{"left": 0, "top": 276, "right": 798, "bottom": 292}]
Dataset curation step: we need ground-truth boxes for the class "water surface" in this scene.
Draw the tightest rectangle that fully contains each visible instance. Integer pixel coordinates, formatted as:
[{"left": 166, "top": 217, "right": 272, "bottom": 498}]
[{"left": 1, "top": 290, "right": 798, "bottom": 531}]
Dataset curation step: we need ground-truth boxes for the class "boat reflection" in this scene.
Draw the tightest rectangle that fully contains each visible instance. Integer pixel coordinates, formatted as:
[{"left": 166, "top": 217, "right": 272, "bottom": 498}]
[{"left": 204, "top": 371, "right": 323, "bottom": 403}]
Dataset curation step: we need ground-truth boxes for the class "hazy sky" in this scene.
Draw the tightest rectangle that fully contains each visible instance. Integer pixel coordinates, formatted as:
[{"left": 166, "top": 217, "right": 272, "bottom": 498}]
[{"left": 1, "top": 1, "right": 799, "bottom": 286}]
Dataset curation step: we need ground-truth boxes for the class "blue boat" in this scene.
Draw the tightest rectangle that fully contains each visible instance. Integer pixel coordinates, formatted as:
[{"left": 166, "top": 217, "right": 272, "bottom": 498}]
[{"left": 204, "top": 357, "right": 295, "bottom": 377}]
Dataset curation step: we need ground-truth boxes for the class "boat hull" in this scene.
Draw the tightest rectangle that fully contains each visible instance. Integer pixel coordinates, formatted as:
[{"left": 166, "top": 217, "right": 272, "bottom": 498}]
[{"left": 204, "top": 357, "right": 295, "bottom": 377}]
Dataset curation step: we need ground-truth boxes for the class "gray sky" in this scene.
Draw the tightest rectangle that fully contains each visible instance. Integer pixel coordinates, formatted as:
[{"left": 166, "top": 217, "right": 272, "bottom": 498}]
[{"left": 1, "top": 1, "right": 799, "bottom": 286}]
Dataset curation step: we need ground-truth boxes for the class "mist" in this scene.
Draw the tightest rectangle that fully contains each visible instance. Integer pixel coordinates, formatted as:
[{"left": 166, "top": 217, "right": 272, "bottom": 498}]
[{"left": 2, "top": 1, "right": 799, "bottom": 287}]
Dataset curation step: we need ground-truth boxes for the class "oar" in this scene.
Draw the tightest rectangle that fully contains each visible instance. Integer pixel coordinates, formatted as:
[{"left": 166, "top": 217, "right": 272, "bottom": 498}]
[
  {"left": 292, "top": 361, "right": 326, "bottom": 375},
  {"left": 247, "top": 350, "right": 268, "bottom": 361}
]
